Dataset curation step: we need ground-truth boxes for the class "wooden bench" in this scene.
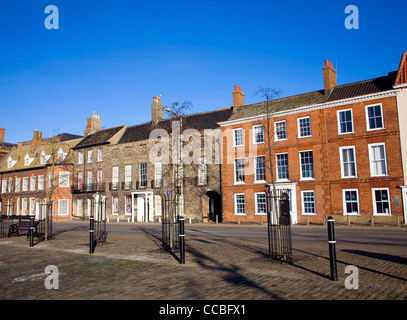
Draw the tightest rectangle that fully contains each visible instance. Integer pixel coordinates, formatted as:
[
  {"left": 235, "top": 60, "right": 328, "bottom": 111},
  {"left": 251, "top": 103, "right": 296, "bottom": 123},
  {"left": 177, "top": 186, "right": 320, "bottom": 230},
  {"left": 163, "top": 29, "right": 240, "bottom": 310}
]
[{"left": 8, "top": 219, "right": 40, "bottom": 238}]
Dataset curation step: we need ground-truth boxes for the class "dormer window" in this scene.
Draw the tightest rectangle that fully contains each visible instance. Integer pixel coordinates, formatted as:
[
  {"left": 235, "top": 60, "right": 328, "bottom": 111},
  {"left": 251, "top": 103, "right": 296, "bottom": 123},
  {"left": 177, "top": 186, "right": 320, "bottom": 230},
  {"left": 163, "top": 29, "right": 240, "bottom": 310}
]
[
  {"left": 7, "top": 156, "right": 17, "bottom": 169},
  {"left": 40, "top": 151, "right": 50, "bottom": 165},
  {"left": 24, "top": 154, "right": 34, "bottom": 167},
  {"left": 57, "top": 148, "right": 68, "bottom": 162}
]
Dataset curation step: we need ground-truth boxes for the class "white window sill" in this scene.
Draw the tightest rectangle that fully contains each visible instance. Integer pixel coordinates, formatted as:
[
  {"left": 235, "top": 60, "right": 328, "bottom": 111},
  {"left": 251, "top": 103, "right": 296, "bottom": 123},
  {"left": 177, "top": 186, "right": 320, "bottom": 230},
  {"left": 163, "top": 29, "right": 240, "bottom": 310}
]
[
  {"left": 299, "top": 178, "right": 315, "bottom": 181},
  {"left": 367, "top": 127, "right": 385, "bottom": 132}
]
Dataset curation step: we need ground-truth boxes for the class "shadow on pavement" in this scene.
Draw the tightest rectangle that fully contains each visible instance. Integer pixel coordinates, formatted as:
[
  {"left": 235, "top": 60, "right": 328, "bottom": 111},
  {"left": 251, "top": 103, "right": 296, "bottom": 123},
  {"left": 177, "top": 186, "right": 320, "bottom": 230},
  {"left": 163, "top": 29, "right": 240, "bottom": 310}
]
[
  {"left": 292, "top": 248, "right": 407, "bottom": 282},
  {"left": 341, "top": 249, "right": 407, "bottom": 266},
  {"left": 187, "top": 245, "right": 284, "bottom": 300}
]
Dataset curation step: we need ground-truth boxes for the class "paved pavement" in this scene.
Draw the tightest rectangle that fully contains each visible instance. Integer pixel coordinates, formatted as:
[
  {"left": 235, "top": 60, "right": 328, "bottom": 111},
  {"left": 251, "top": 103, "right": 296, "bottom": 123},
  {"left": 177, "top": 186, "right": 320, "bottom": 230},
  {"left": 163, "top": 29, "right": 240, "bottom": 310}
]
[{"left": 0, "top": 221, "right": 406, "bottom": 303}]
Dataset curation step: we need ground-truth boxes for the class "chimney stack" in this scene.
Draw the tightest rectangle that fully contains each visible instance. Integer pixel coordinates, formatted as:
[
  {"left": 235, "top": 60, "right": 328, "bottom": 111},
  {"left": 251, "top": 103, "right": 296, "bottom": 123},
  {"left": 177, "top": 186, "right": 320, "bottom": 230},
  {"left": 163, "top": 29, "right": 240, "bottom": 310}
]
[
  {"left": 232, "top": 85, "right": 245, "bottom": 108},
  {"left": 31, "top": 130, "right": 43, "bottom": 150},
  {"left": 323, "top": 60, "right": 337, "bottom": 94},
  {"left": 0, "top": 128, "right": 5, "bottom": 142},
  {"left": 151, "top": 95, "right": 163, "bottom": 123},
  {"left": 84, "top": 112, "right": 102, "bottom": 137}
]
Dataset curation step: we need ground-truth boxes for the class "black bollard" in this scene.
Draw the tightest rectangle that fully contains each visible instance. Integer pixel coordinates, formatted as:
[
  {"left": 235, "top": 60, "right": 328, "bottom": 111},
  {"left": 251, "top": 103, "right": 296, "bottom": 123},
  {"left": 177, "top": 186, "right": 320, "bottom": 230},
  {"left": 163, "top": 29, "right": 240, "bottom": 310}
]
[
  {"left": 179, "top": 216, "right": 185, "bottom": 264},
  {"left": 327, "top": 216, "right": 338, "bottom": 281},
  {"left": 89, "top": 216, "right": 95, "bottom": 254},
  {"left": 29, "top": 216, "right": 34, "bottom": 247}
]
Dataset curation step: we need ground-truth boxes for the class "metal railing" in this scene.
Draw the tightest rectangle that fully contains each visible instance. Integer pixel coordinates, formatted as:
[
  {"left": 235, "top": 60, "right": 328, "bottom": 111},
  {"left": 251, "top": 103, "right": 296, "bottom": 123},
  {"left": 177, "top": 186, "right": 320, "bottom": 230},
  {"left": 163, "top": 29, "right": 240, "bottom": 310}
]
[
  {"left": 89, "top": 196, "right": 107, "bottom": 254},
  {"left": 0, "top": 211, "right": 53, "bottom": 247},
  {"left": 161, "top": 194, "right": 180, "bottom": 252},
  {"left": 267, "top": 221, "right": 292, "bottom": 260},
  {"left": 266, "top": 188, "right": 293, "bottom": 261},
  {"left": 72, "top": 183, "right": 105, "bottom": 193}
]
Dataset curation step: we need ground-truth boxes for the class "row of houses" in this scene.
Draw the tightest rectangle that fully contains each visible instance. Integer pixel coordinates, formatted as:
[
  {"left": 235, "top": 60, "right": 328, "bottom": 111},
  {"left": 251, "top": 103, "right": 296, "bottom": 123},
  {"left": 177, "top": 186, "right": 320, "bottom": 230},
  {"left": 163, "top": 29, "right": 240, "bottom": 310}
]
[{"left": 1, "top": 52, "right": 407, "bottom": 225}]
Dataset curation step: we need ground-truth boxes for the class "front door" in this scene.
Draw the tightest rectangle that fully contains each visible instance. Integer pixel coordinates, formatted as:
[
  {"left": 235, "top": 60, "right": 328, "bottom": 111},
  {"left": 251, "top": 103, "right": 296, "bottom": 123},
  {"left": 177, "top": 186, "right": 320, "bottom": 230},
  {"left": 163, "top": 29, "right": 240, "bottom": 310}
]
[
  {"left": 279, "top": 192, "right": 290, "bottom": 225},
  {"left": 134, "top": 193, "right": 153, "bottom": 222},
  {"left": 271, "top": 183, "right": 298, "bottom": 224},
  {"left": 137, "top": 196, "right": 145, "bottom": 222}
]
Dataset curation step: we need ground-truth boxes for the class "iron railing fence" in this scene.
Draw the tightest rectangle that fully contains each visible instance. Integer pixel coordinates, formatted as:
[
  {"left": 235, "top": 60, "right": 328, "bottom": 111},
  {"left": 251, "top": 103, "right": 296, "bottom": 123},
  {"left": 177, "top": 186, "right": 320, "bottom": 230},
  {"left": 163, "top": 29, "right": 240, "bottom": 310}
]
[
  {"left": 89, "top": 195, "right": 107, "bottom": 254},
  {"left": 266, "top": 188, "right": 293, "bottom": 261},
  {"left": 268, "top": 222, "right": 292, "bottom": 261},
  {"left": 0, "top": 211, "right": 53, "bottom": 246},
  {"left": 161, "top": 194, "right": 180, "bottom": 252}
]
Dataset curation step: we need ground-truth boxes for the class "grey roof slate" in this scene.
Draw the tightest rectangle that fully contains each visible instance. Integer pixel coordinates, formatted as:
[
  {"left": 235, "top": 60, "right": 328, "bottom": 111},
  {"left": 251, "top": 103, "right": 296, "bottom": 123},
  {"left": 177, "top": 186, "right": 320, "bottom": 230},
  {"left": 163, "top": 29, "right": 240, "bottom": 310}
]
[
  {"left": 73, "top": 126, "right": 125, "bottom": 149},
  {"left": 119, "top": 108, "right": 233, "bottom": 144}
]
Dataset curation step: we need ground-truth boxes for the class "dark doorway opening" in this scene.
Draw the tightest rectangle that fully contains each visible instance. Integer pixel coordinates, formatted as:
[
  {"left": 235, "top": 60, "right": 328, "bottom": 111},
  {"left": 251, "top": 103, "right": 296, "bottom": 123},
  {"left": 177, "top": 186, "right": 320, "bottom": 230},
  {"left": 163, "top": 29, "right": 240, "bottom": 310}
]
[
  {"left": 279, "top": 192, "right": 290, "bottom": 225},
  {"left": 206, "top": 191, "right": 222, "bottom": 223}
]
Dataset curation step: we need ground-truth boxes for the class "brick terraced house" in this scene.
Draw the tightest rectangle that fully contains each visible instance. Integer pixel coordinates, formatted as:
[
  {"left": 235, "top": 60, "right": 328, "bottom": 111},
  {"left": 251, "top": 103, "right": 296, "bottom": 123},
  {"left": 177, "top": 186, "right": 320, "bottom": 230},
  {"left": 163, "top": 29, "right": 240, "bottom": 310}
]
[
  {"left": 70, "top": 113, "right": 127, "bottom": 220},
  {"left": 2, "top": 52, "right": 406, "bottom": 225},
  {"left": 219, "top": 52, "right": 407, "bottom": 225},
  {"left": 72, "top": 98, "right": 232, "bottom": 222},
  {"left": 0, "top": 131, "right": 82, "bottom": 220}
]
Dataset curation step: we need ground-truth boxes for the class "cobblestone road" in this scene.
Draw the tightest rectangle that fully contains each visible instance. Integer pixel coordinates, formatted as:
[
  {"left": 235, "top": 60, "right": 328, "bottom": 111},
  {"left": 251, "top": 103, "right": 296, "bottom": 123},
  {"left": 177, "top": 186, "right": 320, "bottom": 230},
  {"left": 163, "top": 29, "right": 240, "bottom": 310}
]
[{"left": 0, "top": 222, "right": 406, "bottom": 301}]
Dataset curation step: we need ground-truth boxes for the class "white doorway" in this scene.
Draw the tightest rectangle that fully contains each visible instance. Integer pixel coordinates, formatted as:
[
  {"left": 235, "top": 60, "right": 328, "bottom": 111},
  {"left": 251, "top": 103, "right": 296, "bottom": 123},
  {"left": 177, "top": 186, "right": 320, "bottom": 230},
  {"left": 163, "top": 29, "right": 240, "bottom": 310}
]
[
  {"left": 132, "top": 192, "right": 154, "bottom": 222},
  {"left": 268, "top": 182, "right": 298, "bottom": 224}
]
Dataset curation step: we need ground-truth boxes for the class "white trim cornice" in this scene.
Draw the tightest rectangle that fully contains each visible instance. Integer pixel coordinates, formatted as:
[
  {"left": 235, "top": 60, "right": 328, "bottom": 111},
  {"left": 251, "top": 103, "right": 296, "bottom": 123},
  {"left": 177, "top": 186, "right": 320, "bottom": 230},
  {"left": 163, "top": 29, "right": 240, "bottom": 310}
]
[{"left": 218, "top": 89, "right": 400, "bottom": 127}]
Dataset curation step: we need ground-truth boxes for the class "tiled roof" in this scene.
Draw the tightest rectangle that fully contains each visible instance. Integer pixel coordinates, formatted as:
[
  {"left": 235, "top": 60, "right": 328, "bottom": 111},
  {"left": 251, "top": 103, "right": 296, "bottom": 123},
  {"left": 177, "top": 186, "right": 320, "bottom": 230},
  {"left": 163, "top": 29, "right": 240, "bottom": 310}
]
[
  {"left": 18, "top": 132, "right": 83, "bottom": 147},
  {"left": 118, "top": 122, "right": 162, "bottom": 144},
  {"left": 0, "top": 138, "right": 81, "bottom": 173},
  {"left": 227, "top": 90, "right": 326, "bottom": 121},
  {"left": 58, "top": 133, "right": 83, "bottom": 142},
  {"left": 225, "top": 71, "right": 397, "bottom": 122},
  {"left": 73, "top": 126, "right": 125, "bottom": 149},
  {"left": 119, "top": 108, "right": 233, "bottom": 144},
  {"left": 327, "top": 71, "right": 397, "bottom": 102},
  {"left": 0, "top": 141, "right": 17, "bottom": 149}
]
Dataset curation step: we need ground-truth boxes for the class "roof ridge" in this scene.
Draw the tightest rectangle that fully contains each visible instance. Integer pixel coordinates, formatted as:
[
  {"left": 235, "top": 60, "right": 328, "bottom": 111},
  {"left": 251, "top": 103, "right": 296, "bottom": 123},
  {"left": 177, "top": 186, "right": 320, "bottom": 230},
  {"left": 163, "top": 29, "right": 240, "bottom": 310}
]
[{"left": 95, "top": 125, "right": 125, "bottom": 131}]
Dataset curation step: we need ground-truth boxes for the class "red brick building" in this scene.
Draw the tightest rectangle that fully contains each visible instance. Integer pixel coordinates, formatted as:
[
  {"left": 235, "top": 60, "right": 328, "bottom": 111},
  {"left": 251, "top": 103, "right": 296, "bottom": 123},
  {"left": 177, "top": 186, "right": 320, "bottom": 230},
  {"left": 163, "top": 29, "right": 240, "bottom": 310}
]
[
  {"left": 219, "top": 52, "right": 407, "bottom": 225},
  {"left": 0, "top": 131, "right": 82, "bottom": 220}
]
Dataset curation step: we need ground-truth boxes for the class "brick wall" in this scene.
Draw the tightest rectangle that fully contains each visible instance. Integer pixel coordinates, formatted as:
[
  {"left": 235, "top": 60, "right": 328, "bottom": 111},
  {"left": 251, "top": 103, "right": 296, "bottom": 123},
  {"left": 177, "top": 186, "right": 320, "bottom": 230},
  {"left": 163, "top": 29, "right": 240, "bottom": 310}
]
[{"left": 221, "top": 95, "right": 404, "bottom": 224}]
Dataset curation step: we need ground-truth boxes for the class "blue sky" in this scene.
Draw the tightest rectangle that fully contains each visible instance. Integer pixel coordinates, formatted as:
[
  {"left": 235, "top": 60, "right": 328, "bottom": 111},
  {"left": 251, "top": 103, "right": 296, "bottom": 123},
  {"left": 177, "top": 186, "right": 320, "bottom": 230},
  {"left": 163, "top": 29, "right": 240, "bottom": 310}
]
[{"left": 0, "top": 0, "right": 406, "bottom": 143}]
